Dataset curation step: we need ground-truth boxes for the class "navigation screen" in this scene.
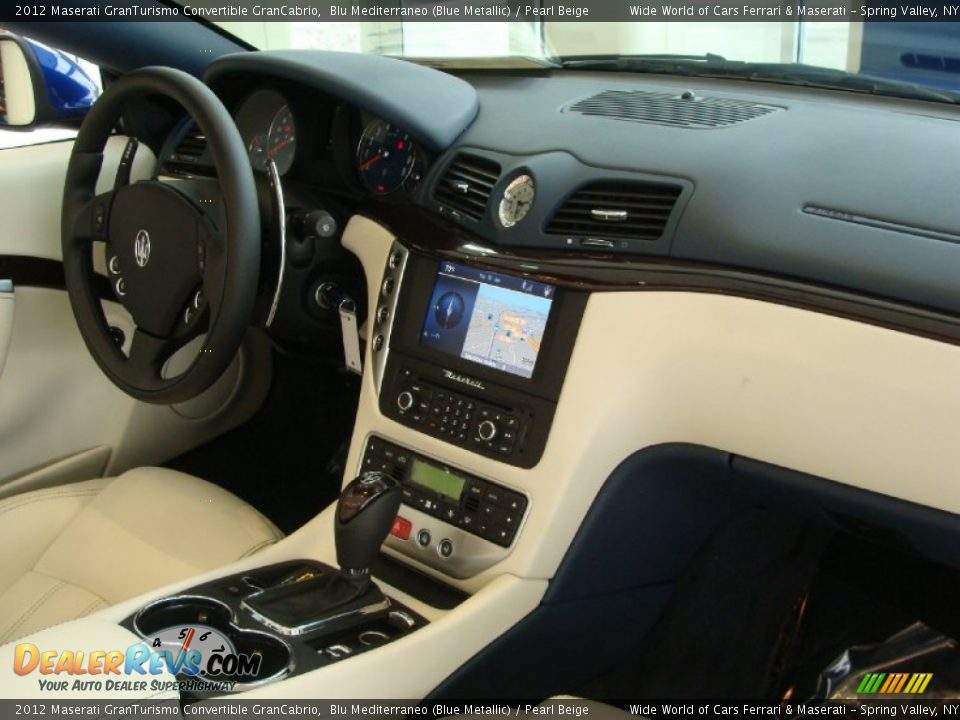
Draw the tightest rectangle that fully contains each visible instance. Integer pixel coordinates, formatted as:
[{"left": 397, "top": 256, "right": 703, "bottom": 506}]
[{"left": 420, "top": 262, "right": 555, "bottom": 379}]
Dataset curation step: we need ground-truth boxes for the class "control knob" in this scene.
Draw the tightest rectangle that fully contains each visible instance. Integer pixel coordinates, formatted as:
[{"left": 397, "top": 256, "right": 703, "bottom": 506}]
[
  {"left": 477, "top": 419, "right": 498, "bottom": 442},
  {"left": 396, "top": 390, "right": 415, "bottom": 413}
]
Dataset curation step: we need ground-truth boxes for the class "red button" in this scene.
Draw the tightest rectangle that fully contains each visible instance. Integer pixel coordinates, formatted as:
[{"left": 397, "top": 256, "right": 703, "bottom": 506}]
[{"left": 390, "top": 516, "right": 412, "bottom": 541}]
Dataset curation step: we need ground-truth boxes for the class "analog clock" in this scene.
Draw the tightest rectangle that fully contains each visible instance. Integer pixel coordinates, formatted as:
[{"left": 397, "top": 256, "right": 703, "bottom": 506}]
[{"left": 498, "top": 174, "right": 535, "bottom": 228}]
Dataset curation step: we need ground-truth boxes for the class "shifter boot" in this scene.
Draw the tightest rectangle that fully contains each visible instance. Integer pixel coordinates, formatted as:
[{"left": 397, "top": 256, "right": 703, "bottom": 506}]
[{"left": 242, "top": 568, "right": 390, "bottom": 636}]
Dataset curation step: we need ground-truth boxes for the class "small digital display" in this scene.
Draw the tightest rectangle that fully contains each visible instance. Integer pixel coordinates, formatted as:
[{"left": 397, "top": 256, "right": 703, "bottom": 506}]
[
  {"left": 408, "top": 458, "right": 467, "bottom": 502},
  {"left": 420, "top": 262, "right": 555, "bottom": 379}
]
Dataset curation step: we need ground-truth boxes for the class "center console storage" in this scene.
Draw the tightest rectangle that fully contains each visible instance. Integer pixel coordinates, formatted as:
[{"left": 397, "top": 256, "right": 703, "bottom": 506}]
[{"left": 123, "top": 560, "right": 426, "bottom": 697}]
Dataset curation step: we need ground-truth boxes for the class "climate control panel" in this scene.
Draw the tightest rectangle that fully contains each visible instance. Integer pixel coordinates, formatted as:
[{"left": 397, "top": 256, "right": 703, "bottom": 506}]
[{"left": 364, "top": 435, "right": 529, "bottom": 578}]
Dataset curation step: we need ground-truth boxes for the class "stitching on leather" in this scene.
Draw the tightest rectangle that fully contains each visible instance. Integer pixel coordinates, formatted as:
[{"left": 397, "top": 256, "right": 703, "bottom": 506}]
[
  {"left": 30, "top": 569, "right": 107, "bottom": 621},
  {"left": 250, "top": 510, "right": 284, "bottom": 542},
  {"left": 0, "top": 480, "right": 107, "bottom": 503},
  {"left": 239, "top": 538, "right": 276, "bottom": 558},
  {"left": 3, "top": 489, "right": 106, "bottom": 573},
  {"left": 0, "top": 488, "right": 103, "bottom": 519},
  {"left": 72, "top": 597, "right": 107, "bottom": 620},
  {"left": 0, "top": 580, "right": 66, "bottom": 644}
]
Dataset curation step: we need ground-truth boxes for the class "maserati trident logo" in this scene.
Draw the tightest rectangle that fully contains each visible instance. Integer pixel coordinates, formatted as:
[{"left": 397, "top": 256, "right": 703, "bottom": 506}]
[
  {"left": 442, "top": 369, "right": 485, "bottom": 391},
  {"left": 134, "top": 229, "right": 151, "bottom": 268}
]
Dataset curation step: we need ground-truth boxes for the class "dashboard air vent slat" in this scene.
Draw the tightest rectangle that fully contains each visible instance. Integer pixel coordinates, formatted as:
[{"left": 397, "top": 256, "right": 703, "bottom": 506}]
[
  {"left": 434, "top": 153, "right": 501, "bottom": 222},
  {"left": 546, "top": 180, "right": 682, "bottom": 242},
  {"left": 567, "top": 90, "right": 782, "bottom": 128},
  {"left": 174, "top": 122, "right": 207, "bottom": 161}
]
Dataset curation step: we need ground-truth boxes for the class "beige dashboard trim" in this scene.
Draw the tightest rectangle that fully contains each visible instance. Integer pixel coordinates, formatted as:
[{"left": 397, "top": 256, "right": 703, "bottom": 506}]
[{"left": 341, "top": 215, "right": 960, "bottom": 596}]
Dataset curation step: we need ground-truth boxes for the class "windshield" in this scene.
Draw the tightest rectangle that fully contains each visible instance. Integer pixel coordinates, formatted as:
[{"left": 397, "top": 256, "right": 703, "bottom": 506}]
[{"left": 203, "top": 18, "right": 960, "bottom": 99}]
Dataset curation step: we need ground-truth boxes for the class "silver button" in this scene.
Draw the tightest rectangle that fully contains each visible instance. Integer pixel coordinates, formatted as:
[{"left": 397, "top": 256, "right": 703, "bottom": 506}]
[{"left": 438, "top": 539, "right": 454, "bottom": 559}]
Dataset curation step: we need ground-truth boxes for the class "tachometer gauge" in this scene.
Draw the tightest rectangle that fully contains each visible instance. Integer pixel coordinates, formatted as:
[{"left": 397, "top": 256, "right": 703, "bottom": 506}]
[
  {"left": 498, "top": 174, "right": 536, "bottom": 228},
  {"left": 246, "top": 132, "right": 268, "bottom": 169},
  {"left": 265, "top": 105, "right": 296, "bottom": 175},
  {"left": 235, "top": 90, "right": 296, "bottom": 176},
  {"left": 357, "top": 119, "right": 416, "bottom": 195}
]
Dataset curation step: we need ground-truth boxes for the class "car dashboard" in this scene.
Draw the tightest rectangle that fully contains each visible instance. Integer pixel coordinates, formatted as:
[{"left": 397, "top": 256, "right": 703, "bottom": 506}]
[
  {"left": 144, "top": 49, "right": 960, "bottom": 590},
  {"left": 1, "top": 44, "right": 955, "bottom": 703}
]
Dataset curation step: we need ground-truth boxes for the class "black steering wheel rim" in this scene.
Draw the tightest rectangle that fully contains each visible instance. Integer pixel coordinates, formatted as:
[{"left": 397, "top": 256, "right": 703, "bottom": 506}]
[{"left": 62, "top": 66, "right": 260, "bottom": 404}]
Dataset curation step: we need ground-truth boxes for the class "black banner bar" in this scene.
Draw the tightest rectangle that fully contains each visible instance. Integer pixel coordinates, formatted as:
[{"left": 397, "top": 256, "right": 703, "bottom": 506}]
[
  {"left": 2, "top": 0, "right": 958, "bottom": 22},
  {"left": 2, "top": 699, "right": 960, "bottom": 718}
]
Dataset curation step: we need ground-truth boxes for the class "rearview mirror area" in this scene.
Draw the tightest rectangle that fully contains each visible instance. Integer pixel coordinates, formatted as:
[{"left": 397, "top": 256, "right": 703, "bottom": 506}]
[{"left": 0, "top": 34, "right": 99, "bottom": 129}]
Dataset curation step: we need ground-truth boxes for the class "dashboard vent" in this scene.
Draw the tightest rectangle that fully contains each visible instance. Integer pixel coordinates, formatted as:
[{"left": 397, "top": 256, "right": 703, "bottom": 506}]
[
  {"left": 566, "top": 90, "right": 782, "bottom": 128},
  {"left": 173, "top": 122, "right": 206, "bottom": 161},
  {"left": 434, "top": 153, "right": 501, "bottom": 221},
  {"left": 546, "top": 180, "right": 682, "bottom": 242}
]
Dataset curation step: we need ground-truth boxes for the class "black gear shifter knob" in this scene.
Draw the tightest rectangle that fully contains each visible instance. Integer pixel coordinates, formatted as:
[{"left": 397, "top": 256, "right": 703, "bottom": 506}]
[{"left": 335, "top": 471, "right": 401, "bottom": 578}]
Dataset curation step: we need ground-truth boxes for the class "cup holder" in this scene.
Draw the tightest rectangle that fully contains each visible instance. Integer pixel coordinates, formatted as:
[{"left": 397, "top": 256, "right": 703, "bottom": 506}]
[
  {"left": 133, "top": 596, "right": 292, "bottom": 690},
  {"left": 358, "top": 629, "right": 390, "bottom": 647},
  {"left": 134, "top": 596, "right": 232, "bottom": 635}
]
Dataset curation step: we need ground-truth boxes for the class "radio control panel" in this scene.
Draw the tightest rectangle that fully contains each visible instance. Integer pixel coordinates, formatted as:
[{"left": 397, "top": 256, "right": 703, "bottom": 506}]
[
  {"left": 386, "top": 366, "right": 533, "bottom": 462},
  {"left": 364, "top": 435, "right": 528, "bottom": 578}
]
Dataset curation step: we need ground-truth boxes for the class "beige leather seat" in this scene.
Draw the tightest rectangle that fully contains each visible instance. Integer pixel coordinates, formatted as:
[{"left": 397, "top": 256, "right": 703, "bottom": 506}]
[{"left": 0, "top": 467, "right": 282, "bottom": 643}]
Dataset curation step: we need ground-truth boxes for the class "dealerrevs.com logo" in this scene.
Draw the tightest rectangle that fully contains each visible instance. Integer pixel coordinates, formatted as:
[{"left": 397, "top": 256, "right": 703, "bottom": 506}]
[{"left": 13, "top": 624, "right": 261, "bottom": 693}]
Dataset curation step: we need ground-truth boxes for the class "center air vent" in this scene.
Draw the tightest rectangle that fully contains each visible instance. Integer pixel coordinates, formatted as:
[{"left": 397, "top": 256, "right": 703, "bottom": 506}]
[
  {"left": 567, "top": 90, "right": 782, "bottom": 128},
  {"left": 172, "top": 122, "right": 207, "bottom": 162},
  {"left": 434, "top": 153, "right": 501, "bottom": 222},
  {"left": 546, "top": 180, "right": 682, "bottom": 242}
]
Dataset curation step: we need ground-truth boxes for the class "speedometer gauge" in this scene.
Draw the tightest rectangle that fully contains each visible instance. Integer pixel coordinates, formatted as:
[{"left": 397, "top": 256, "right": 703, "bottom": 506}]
[
  {"left": 357, "top": 119, "right": 417, "bottom": 195},
  {"left": 234, "top": 90, "right": 296, "bottom": 176},
  {"left": 264, "top": 105, "right": 296, "bottom": 175}
]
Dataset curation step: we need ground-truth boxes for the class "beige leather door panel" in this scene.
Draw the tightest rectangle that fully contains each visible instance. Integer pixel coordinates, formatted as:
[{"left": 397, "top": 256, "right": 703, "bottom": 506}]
[{"left": 0, "top": 137, "right": 271, "bottom": 493}]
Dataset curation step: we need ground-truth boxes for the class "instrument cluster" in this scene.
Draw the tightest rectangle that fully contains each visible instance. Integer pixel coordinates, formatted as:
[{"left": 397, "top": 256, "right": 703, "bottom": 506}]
[
  {"left": 355, "top": 115, "right": 426, "bottom": 195},
  {"left": 234, "top": 87, "right": 426, "bottom": 197},
  {"left": 231, "top": 87, "right": 428, "bottom": 199},
  {"left": 234, "top": 88, "right": 297, "bottom": 176}
]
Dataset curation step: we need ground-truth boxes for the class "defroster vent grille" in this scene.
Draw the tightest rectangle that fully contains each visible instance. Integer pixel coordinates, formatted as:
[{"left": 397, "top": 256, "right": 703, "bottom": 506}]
[{"left": 567, "top": 90, "right": 782, "bottom": 128}]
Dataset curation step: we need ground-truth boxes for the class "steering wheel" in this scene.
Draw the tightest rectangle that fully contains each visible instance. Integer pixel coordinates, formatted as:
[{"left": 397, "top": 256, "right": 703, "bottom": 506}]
[{"left": 61, "top": 67, "right": 260, "bottom": 404}]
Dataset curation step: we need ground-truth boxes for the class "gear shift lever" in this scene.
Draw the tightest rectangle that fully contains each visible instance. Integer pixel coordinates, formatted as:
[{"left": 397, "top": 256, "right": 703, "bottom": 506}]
[
  {"left": 335, "top": 471, "right": 401, "bottom": 582},
  {"left": 241, "top": 471, "right": 401, "bottom": 636}
]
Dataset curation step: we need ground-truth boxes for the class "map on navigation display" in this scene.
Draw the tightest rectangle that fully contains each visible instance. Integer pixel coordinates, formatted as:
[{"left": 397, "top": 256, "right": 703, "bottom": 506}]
[
  {"left": 460, "top": 283, "right": 552, "bottom": 379},
  {"left": 420, "top": 262, "right": 555, "bottom": 379}
]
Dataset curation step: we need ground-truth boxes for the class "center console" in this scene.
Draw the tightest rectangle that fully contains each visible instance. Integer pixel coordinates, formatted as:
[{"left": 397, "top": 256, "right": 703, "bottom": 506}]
[
  {"left": 123, "top": 559, "right": 427, "bottom": 696},
  {"left": 364, "top": 242, "right": 587, "bottom": 576},
  {"left": 121, "top": 472, "right": 436, "bottom": 697},
  {"left": 371, "top": 244, "right": 587, "bottom": 469},
  {"left": 114, "top": 240, "right": 584, "bottom": 697}
]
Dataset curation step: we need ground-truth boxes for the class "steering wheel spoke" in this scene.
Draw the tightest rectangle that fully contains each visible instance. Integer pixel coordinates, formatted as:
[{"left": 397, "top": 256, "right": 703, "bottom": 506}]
[
  {"left": 69, "top": 190, "right": 115, "bottom": 247},
  {"left": 172, "top": 286, "right": 210, "bottom": 339},
  {"left": 127, "top": 329, "right": 189, "bottom": 385},
  {"left": 198, "top": 219, "right": 227, "bottom": 304}
]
